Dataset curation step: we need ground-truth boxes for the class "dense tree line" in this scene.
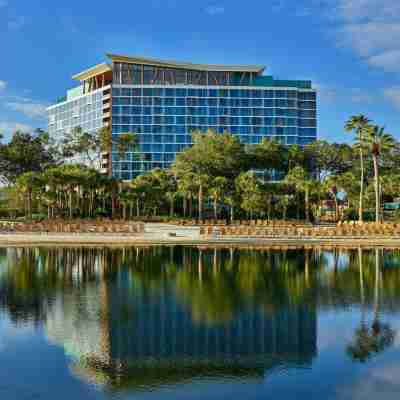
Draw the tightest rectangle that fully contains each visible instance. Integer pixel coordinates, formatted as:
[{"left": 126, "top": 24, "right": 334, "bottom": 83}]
[{"left": 0, "top": 115, "right": 399, "bottom": 222}]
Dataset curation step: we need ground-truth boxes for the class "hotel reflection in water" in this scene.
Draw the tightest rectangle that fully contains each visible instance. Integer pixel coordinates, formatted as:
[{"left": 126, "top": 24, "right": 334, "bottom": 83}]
[{"left": 0, "top": 247, "right": 319, "bottom": 389}]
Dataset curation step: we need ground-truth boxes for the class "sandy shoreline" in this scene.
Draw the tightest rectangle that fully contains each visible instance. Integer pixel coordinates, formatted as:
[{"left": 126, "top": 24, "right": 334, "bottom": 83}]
[{"left": 1, "top": 233, "right": 400, "bottom": 248}]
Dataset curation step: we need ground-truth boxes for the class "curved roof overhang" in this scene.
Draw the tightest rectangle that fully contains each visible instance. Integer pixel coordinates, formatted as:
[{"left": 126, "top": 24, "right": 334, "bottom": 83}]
[
  {"left": 106, "top": 53, "right": 265, "bottom": 74},
  {"left": 72, "top": 63, "right": 112, "bottom": 81}
]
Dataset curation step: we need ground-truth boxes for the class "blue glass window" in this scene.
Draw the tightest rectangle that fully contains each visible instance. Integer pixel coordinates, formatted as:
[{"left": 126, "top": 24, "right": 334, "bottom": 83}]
[
  {"left": 142, "top": 144, "right": 151, "bottom": 152},
  {"left": 121, "top": 88, "right": 130, "bottom": 96},
  {"left": 164, "top": 98, "right": 174, "bottom": 106},
  {"left": 142, "top": 116, "right": 151, "bottom": 124},
  {"left": 143, "top": 88, "right": 152, "bottom": 97},
  {"left": 263, "top": 90, "right": 274, "bottom": 98},
  {"left": 298, "top": 137, "right": 314, "bottom": 145}
]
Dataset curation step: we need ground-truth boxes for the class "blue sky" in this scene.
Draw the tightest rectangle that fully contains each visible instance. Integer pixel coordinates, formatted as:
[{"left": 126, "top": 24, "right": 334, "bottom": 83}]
[{"left": 0, "top": 0, "right": 399, "bottom": 142}]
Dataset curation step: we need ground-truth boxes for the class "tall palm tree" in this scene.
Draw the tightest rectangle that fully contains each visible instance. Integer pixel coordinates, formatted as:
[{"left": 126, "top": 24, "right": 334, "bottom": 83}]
[
  {"left": 365, "top": 125, "right": 395, "bottom": 223},
  {"left": 286, "top": 166, "right": 314, "bottom": 222},
  {"left": 345, "top": 115, "right": 371, "bottom": 222},
  {"left": 209, "top": 176, "right": 229, "bottom": 219}
]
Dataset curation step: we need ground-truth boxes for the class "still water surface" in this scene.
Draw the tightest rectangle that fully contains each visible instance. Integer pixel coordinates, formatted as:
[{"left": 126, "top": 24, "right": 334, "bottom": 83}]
[{"left": 1, "top": 246, "right": 400, "bottom": 399}]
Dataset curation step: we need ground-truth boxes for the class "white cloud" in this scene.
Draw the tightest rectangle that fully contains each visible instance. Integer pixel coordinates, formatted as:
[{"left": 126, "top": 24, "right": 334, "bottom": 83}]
[
  {"left": 349, "top": 88, "right": 374, "bottom": 104},
  {"left": 336, "top": 0, "right": 400, "bottom": 22},
  {"left": 383, "top": 87, "right": 400, "bottom": 109},
  {"left": 0, "top": 122, "right": 34, "bottom": 138},
  {"left": 294, "top": 0, "right": 400, "bottom": 72},
  {"left": 204, "top": 5, "right": 225, "bottom": 15},
  {"left": 8, "top": 16, "right": 26, "bottom": 31},
  {"left": 333, "top": 0, "right": 400, "bottom": 72},
  {"left": 338, "top": 22, "right": 400, "bottom": 57},
  {"left": 314, "top": 82, "right": 375, "bottom": 104},
  {"left": 0, "top": 80, "right": 7, "bottom": 91},
  {"left": 5, "top": 99, "right": 49, "bottom": 119},
  {"left": 367, "top": 50, "right": 400, "bottom": 72},
  {"left": 313, "top": 82, "right": 338, "bottom": 102}
]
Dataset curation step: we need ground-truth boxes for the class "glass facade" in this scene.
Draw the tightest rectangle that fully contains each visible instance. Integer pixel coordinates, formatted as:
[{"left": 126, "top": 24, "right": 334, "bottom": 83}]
[
  {"left": 48, "top": 88, "right": 106, "bottom": 139},
  {"left": 111, "top": 85, "right": 317, "bottom": 180},
  {"left": 48, "top": 56, "right": 317, "bottom": 180}
]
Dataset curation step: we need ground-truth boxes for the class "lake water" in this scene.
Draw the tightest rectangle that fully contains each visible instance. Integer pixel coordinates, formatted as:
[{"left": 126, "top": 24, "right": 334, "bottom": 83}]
[{"left": 1, "top": 246, "right": 400, "bottom": 399}]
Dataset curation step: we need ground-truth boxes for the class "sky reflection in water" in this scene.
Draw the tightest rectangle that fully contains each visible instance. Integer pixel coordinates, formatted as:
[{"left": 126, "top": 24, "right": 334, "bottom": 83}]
[{"left": 1, "top": 246, "right": 400, "bottom": 399}]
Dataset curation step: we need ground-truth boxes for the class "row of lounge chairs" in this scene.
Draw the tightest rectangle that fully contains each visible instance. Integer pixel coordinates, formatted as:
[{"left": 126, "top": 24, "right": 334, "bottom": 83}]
[
  {"left": 176, "top": 219, "right": 312, "bottom": 227},
  {"left": 200, "top": 223, "right": 400, "bottom": 237},
  {"left": 0, "top": 221, "right": 145, "bottom": 234}
]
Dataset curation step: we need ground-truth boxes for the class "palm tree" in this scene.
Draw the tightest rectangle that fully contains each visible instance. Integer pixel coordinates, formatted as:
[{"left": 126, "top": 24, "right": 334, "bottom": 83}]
[
  {"left": 277, "top": 195, "right": 291, "bottom": 221},
  {"left": 16, "top": 172, "right": 42, "bottom": 219},
  {"left": 324, "top": 176, "right": 340, "bottom": 222},
  {"left": 365, "top": 125, "right": 395, "bottom": 223},
  {"left": 345, "top": 115, "right": 371, "bottom": 222},
  {"left": 286, "top": 166, "right": 314, "bottom": 222},
  {"left": 209, "top": 177, "right": 229, "bottom": 219}
]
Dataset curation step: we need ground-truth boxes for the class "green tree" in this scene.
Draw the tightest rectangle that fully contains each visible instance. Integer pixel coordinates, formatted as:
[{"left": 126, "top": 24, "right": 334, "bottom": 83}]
[
  {"left": 209, "top": 176, "right": 229, "bottom": 219},
  {"left": 286, "top": 166, "right": 315, "bottom": 222},
  {"left": 173, "top": 130, "right": 248, "bottom": 219},
  {"left": 365, "top": 125, "right": 395, "bottom": 222},
  {"left": 236, "top": 172, "right": 265, "bottom": 219},
  {"left": 250, "top": 138, "right": 287, "bottom": 173},
  {"left": 16, "top": 172, "right": 43, "bottom": 219},
  {"left": 306, "top": 140, "right": 353, "bottom": 181},
  {"left": 345, "top": 115, "right": 371, "bottom": 222},
  {"left": 277, "top": 195, "right": 291, "bottom": 220},
  {"left": 63, "top": 126, "right": 138, "bottom": 170},
  {"left": 0, "top": 130, "right": 59, "bottom": 184}
]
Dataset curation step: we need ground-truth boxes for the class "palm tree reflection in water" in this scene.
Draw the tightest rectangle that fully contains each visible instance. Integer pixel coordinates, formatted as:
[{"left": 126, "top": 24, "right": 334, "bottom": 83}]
[{"left": 347, "top": 248, "right": 396, "bottom": 362}]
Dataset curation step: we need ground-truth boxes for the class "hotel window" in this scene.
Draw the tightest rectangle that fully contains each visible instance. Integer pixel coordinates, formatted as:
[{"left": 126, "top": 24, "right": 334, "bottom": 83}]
[{"left": 176, "top": 89, "right": 186, "bottom": 97}]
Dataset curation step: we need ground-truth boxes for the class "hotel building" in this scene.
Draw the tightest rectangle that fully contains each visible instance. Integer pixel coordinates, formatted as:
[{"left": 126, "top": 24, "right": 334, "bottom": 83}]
[{"left": 47, "top": 54, "right": 317, "bottom": 179}]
